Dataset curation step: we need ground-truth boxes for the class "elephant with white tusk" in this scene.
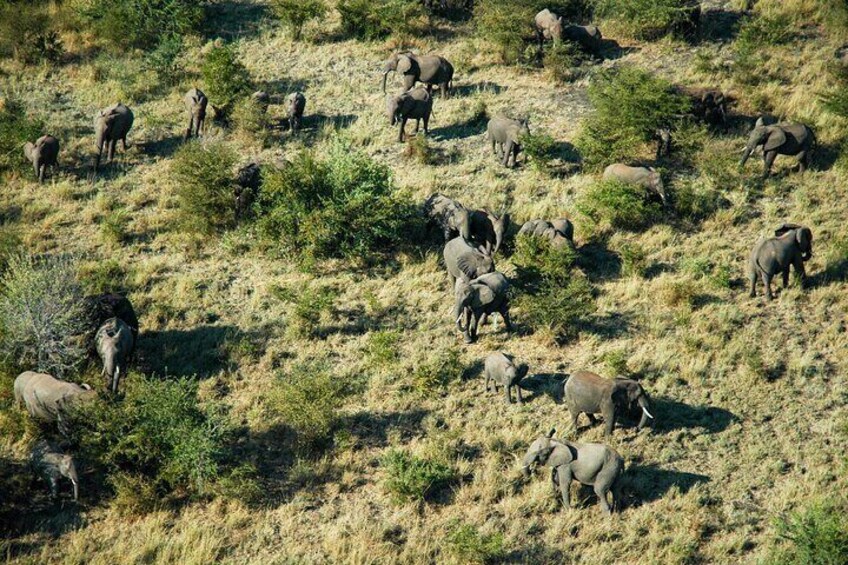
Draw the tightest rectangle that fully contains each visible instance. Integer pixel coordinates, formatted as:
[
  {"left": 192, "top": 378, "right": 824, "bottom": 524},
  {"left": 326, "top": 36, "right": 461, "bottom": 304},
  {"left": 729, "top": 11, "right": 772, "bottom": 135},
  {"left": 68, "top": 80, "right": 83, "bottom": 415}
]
[
  {"left": 382, "top": 52, "right": 454, "bottom": 98},
  {"left": 748, "top": 223, "right": 813, "bottom": 300},
  {"left": 31, "top": 440, "right": 79, "bottom": 501},
  {"left": 564, "top": 370, "right": 654, "bottom": 436},
  {"left": 23, "top": 135, "right": 60, "bottom": 183},
  {"left": 95, "top": 317, "right": 135, "bottom": 394},
  {"left": 739, "top": 123, "right": 815, "bottom": 178}
]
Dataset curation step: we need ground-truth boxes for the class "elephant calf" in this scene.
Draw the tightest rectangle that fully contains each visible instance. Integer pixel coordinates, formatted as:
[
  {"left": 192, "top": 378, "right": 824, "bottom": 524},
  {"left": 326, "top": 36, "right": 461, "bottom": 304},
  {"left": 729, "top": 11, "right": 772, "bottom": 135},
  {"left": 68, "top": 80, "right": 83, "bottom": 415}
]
[
  {"left": 521, "top": 429, "right": 624, "bottom": 514},
  {"left": 602, "top": 163, "right": 666, "bottom": 207},
  {"left": 386, "top": 87, "right": 432, "bottom": 143},
  {"left": 235, "top": 162, "right": 262, "bottom": 222},
  {"left": 563, "top": 24, "right": 603, "bottom": 54},
  {"left": 565, "top": 371, "right": 654, "bottom": 436},
  {"left": 748, "top": 223, "right": 813, "bottom": 300},
  {"left": 454, "top": 272, "right": 512, "bottom": 343},
  {"left": 184, "top": 88, "right": 208, "bottom": 140},
  {"left": 94, "top": 102, "right": 134, "bottom": 171},
  {"left": 287, "top": 92, "right": 306, "bottom": 132},
  {"left": 14, "top": 371, "right": 95, "bottom": 434},
  {"left": 469, "top": 209, "right": 509, "bottom": 255},
  {"left": 487, "top": 117, "right": 530, "bottom": 168},
  {"left": 518, "top": 219, "right": 574, "bottom": 249},
  {"left": 31, "top": 441, "right": 79, "bottom": 501},
  {"left": 484, "top": 352, "right": 529, "bottom": 404},
  {"left": 740, "top": 123, "right": 815, "bottom": 178},
  {"left": 96, "top": 317, "right": 135, "bottom": 394},
  {"left": 23, "top": 135, "right": 60, "bottom": 183}
]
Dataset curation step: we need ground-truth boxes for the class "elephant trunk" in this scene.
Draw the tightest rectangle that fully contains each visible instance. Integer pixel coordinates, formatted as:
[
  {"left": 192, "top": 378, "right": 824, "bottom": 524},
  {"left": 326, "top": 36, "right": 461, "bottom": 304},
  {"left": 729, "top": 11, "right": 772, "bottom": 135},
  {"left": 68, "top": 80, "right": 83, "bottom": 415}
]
[
  {"left": 637, "top": 396, "right": 653, "bottom": 429},
  {"left": 739, "top": 142, "right": 755, "bottom": 167},
  {"left": 71, "top": 477, "right": 79, "bottom": 501},
  {"left": 454, "top": 299, "right": 467, "bottom": 331},
  {"left": 382, "top": 70, "right": 393, "bottom": 94}
]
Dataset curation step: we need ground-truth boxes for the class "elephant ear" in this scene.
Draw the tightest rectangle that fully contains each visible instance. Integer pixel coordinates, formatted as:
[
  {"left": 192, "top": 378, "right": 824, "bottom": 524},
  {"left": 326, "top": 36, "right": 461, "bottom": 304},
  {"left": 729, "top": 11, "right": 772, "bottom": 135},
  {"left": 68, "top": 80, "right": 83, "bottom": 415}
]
[
  {"left": 763, "top": 128, "right": 787, "bottom": 152},
  {"left": 456, "top": 255, "right": 479, "bottom": 281},
  {"left": 611, "top": 384, "right": 629, "bottom": 407},
  {"left": 397, "top": 55, "right": 414, "bottom": 75},
  {"left": 471, "top": 284, "right": 496, "bottom": 307},
  {"left": 774, "top": 223, "right": 802, "bottom": 237},
  {"left": 545, "top": 443, "right": 576, "bottom": 468}
]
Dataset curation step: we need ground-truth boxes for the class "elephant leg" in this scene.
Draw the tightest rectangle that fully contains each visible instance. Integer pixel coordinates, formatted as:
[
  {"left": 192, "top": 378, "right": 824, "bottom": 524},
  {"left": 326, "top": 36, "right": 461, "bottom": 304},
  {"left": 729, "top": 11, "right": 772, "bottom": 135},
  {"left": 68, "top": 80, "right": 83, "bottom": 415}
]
[
  {"left": 763, "top": 151, "right": 777, "bottom": 178},
  {"left": 423, "top": 114, "right": 429, "bottom": 134},
  {"left": 798, "top": 151, "right": 808, "bottom": 172},
  {"left": 504, "top": 384, "right": 512, "bottom": 404},
  {"left": 96, "top": 143, "right": 104, "bottom": 171},
  {"left": 794, "top": 259, "right": 807, "bottom": 288},
  {"left": 782, "top": 267, "right": 790, "bottom": 288},
  {"left": 479, "top": 312, "right": 489, "bottom": 326},
  {"left": 108, "top": 140, "right": 116, "bottom": 162},
  {"left": 762, "top": 272, "right": 774, "bottom": 300},
  {"left": 38, "top": 163, "right": 45, "bottom": 183},
  {"left": 569, "top": 407, "right": 580, "bottom": 430},
  {"left": 398, "top": 118, "right": 406, "bottom": 142},
  {"left": 556, "top": 466, "right": 572, "bottom": 508},
  {"left": 499, "top": 305, "right": 513, "bottom": 332},
  {"left": 414, "top": 118, "right": 420, "bottom": 134},
  {"left": 502, "top": 141, "right": 513, "bottom": 167},
  {"left": 516, "top": 384, "right": 524, "bottom": 405},
  {"left": 594, "top": 481, "right": 613, "bottom": 515},
  {"left": 469, "top": 314, "right": 480, "bottom": 342},
  {"left": 186, "top": 117, "right": 194, "bottom": 139},
  {"left": 749, "top": 270, "right": 758, "bottom": 298},
  {"left": 603, "top": 413, "right": 616, "bottom": 436},
  {"left": 441, "top": 82, "right": 449, "bottom": 99},
  {"left": 122, "top": 136, "right": 128, "bottom": 150}
]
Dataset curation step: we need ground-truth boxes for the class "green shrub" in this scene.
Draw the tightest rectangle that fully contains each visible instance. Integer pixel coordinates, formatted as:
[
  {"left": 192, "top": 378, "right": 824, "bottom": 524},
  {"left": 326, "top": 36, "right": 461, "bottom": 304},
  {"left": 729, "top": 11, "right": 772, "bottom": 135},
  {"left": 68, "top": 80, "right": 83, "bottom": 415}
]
[
  {"left": 74, "top": 0, "right": 202, "bottom": 50},
  {"left": 521, "top": 131, "right": 559, "bottom": 173},
  {"left": 410, "top": 346, "right": 463, "bottom": 394},
  {"left": 575, "top": 66, "right": 689, "bottom": 171},
  {"left": 445, "top": 521, "right": 506, "bottom": 564},
  {"left": 0, "top": 98, "right": 45, "bottom": 174},
  {"left": 512, "top": 235, "right": 577, "bottom": 286},
  {"left": 736, "top": 13, "right": 795, "bottom": 47},
  {"left": 0, "top": 254, "right": 86, "bottom": 377},
  {"left": 577, "top": 178, "right": 661, "bottom": 230},
  {"left": 201, "top": 44, "right": 252, "bottom": 115},
  {"left": 272, "top": 0, "right": 327, "bottom": 40},
  {"left": 515, "top": 276, "right": 595, "bottom": 342},
  {"left": 403, "top": 135, "right": 436, "bottom": 165},
  {"left": 770, "top": 502, "right": 848, "bottom": 564},
  {"left": 591, "top": 0, "right": 697, "bottom": 40},
  {"left": 337, "top": 0, "right": 425, "bottom": 40},
  {"left": 0, "top": 225, "right": 21, "bottom": 272},
  {"left": 602, "top": 349, "right": 630, "bottom": 375},
  {"left": 212, "top": 463, "right": 263, "bottom": 504},
  {"left": 232, "top": 96, "right": 270, "bottom": 141},
  {"left": 381, "top": 449, "right": 455, "bottom": 504},
  {"left": 100, "top": 208, "right": 130, "bottom": 245},
  {"left": 272, "top": 284, "right": 338, "bottom": 338},
  {"left": 254, "top": 142, "right": 412, "bottom": 263},
  {"left": 544, "top": 41, "right": 583, "bottom": 83},
  {"left": 474, "top": 0, "right": 532, "bottom": 63},
  {"left": 144, "top": 34, "right": 185, "bottom": 85},
  {"left": 0, "top": 1, "right": 63, "bottom": 63},
  {"left": 109, "top": 472, "right": 159, "bottom": 516},
  {"left": 171, "top": 141, "right": 237, "bottom": 234},
  {"left": 78, "top": 258, "right": 130, "bottom": 295},
  {"left": 674, "top": 181, "right": 727, "bottom": 222}
]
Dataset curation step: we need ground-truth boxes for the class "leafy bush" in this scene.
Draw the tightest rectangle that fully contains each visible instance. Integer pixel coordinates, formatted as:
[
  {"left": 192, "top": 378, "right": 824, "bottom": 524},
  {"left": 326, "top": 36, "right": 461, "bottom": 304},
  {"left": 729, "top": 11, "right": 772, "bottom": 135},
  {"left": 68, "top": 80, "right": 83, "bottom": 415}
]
[
  {"left": 602, "top": 349, "right": 630, "bottom": 375},
  {"left": 232, "top": 96, "right": 270, "bottom": 141},
  {"left": 410, "top": 346, "right": 463, "bottom": 394},
  {"left": 736, "top": 13, "right": 795, "bottom": 47},
  {"left": 403, "top": 135, "right": 436, "bottom": 165},
  {"left": 78, "top": 258, "right": 130, "bottom": 295},
  {"left": 109, "top": 472, "right": 159, "bottom": 516},
  {"left": 171, "top": 141, "right": 237, "bottom": 234},
  {"left": 521, "top": 131, "right": 559, "bottom": 173},
  {"left": 272, "top": 0, "right": 327, "bottom": 40},
  {"left": 254, "top": 143, "right": 413, "bottom": 263},
  {"left": 144, "top": 34, "right": 185, "bottom": 85},
  {"left": 337, "top": 0, "right": 425, "bottom": 40},
  {"left": 577, "top": 178, "right": 661, "bottom": 230},
  {"left": 201, "top": 44, "right": 252, "bottom": 115},
  {"left": 0, "top": 1, "right": 63, "bottom": 63},
  {"left": 0, "top": 98, "right": 45, "bottom": 174},
  {"left": 73, "top": 0, "right": 202, "bottom": 50},
  {"left": 512, "top": 235, "right": 577, "bottom": 286},
  {"left": 575, "top": 66, "right": 689, "bottom": 171},
  {"left": 445, "top": 521, "right": 506, "bottom": 564},
  {"left": 100, "top": 208, "right": 130, "bottom": 245},
  {"left": 381, "top": 449, "right": 455, "bottom": 504},
  {"left": 544, "top": 41, "right": 583, "bottom": 83},
  {"left": 674, "top": 181, "right": 727, "bottom": 223},
  {"left": 0, "top": 226, "right": 21, "bottom": 272},
  {"left": 591, "top": 0, "right": 698, "bottom": 40},
  {"left": 770, "top": 502, "right": 848, "bottom": 564},
  {"left": 0, "top": 254, "right": 86, "bottom": 376}
]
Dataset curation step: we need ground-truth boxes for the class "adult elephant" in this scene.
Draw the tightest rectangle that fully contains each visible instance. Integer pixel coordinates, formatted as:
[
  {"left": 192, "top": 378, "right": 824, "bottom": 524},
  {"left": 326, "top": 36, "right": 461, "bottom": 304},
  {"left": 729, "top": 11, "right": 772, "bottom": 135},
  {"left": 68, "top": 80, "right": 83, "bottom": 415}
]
[
  {"left": 518, "top": 218, "right": 574, "bottom": 249},
  {"left": 564, "top": 371, "right": 654, "bottom": 436},
  {"left": 94, "top": 103, "right": 133, "bottom": 171},
  {"left": 95, "top": 317, "right": 135, "bottom": 394},
  {"left": 423, "top": 193, "right": 471, "bottom": 243},
  {"left": 748, "top": 223, "right": 813, "bottom": 300},
  {"left": 183, "top": 88, "right": 208, "bottom": 139},
  {"left": 740, "top": 123, "right": 815, "bottom": 178},
  {"left": 14, "top": 372, "right": 96, "bottom": 434},
  {"left": 469, "top": 209, "right": 509, "bottom": 255},
  {"left": 443, "top": 236, "right": 495, "bottom": 288},
  {"left": 382, "top": 52, "right": 454, "bottom": 98},
  {"left": 454, "top": 272, "right": 512, "bottom": 343},
  {"left": 602, "top": 164, "right": 666, "bottom": 207}
]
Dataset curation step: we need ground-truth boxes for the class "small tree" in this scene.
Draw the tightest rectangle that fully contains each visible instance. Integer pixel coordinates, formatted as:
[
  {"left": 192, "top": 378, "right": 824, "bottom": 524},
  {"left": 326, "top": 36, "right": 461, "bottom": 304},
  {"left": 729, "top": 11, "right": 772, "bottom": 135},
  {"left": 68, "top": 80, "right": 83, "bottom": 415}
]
[
  {"left": 0, "top": 97, "right": 45, "bottom": 174},
  {"left": 272, "top": 0, "right": 327, "bottom": 40},
  {"left": 171, "top": 141, "right": 237, "bottom": 234},
  {"left": 201, "top": 44, "right": 252, "bottom": 115}
]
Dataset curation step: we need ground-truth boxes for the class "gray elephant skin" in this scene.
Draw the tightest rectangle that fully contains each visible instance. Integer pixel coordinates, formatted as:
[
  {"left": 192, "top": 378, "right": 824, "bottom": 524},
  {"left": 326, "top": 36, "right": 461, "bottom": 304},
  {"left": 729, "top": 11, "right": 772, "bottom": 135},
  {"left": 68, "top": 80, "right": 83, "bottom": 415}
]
[
  {"left": 386, "top": 87, "right": 432, "bottom": 142},
  {"left": 469, "top": 209, "right": 509, "bottom": 255},
  {"left": 96, "top": 317, "right": 135, "bottom": 394},
  {"left": 740, "top": 123, "right": 815, "bottom": 178},
  {"left": 534, "top": 9, "right": 563, "bottom": 44},
  {"left": 521, "top": 429, "right": 624, "bottom": 514},
  {"left": 678, "top": 87, "right": 728, "bottom": 126},
  {"left": 423, "top": 193, "right": 471, "bottom": 242},
  {"left": 235, "top": 162, "right": 262, "bottom": 221},
  {"left": 654, "top": 127, "right": 672, "bottom": 159},
  {"left": 287, "top": 92, "right": 306, "bottom": 132},
  {"left": 565, "top": 371, "right": 654, "bottom": 436},
  {"left": 748, "top": 223, "right": 812, "bottom": 300},
  {"left": 443, "top": 236, "right": 495, "bottom": 287},
  {"left": 563, "top": 24, "right": 603, "bottom": 53},
  {"left": 487, "top": 117, "right": 530, "bottom": 168},
  {"left": 14, "top": 372, "right": 95, "bottom": 432},
  {"left": 454, "top": 272, "right": 512, "bottom": 343},
  {"left": 382, "top": 52, "right": 454, "bottom": 98},
  {"left": 484, "top": 352, "right": 528, "bottom": 404},
  {"left": 602, "top": 163, "right": 666, "bottom": 206},
  {"left": 31, "top": 440, "right": 79, "bottom": 501},
  {"left": 183, "top": 88, "right": 208, "bottom": 140},
  {"left": 94, "top": 102, "right": 133, "bottom": 171},
  {"left": 23, "top": 135, "right": 60, "bottom": 183},
  {"left": 518, "top": 218, "right": 574, "bottom": 249}
]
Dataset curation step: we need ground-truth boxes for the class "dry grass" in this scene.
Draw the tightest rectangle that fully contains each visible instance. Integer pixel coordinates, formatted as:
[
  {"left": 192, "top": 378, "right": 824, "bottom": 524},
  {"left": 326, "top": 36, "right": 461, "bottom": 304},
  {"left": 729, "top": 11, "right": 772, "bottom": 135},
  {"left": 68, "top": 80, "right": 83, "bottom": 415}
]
[{"left": 2, "top": 1, "right": 848, "bottom": 563}]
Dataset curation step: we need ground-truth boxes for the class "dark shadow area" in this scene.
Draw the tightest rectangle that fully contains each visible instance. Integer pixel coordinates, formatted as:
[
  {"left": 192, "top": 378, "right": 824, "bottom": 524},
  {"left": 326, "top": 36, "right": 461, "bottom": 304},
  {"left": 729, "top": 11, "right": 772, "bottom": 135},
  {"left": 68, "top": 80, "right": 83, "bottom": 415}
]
[
  {"left": 451, "top": 81, "right": 506, "bottom": 98},
  {"left": 137, "top": 325, "right": 246, "bottom": 378},
  {"left": 653, "top": 398, "right": 737, "bottom": 434},
  {"left": 596, "top": 39, "right": 636, "bottom": 61},
  {"left": 812, "top": 141, "right": 841, "bottom": 172},
  {"left": 304, "top": 112, "right": 358, "bottom": 132},
  {"left": 809, "top": 259, "right": 848, "bottom": 287},
  {"left": 700, "top": 8, "right": 744, "bottom": 43},
  {"left": 576, "top": 240, "right": 622, "bottom": 281},
  {"left": 255, "top": 79, "right": 310, "bottom": 102},
  {"left": 139, "top": 135, "right": 183, "bottom": 159},
  {"left": 0, "top": 204, "right": 22, "bottom": 224},
  {"left": 520, "top": 372, "right": 566, "bottom": 404},
  {"left": 318, "top": 299, "right": 413, "bottom": 338},
  {"left": 429, "top": 117, "right": 486, "bottom": 142},
  {"left": 463, "top": 358, "right": 485, "bottom": 382},
  {"left": 202, "top": 1, "right": 270, "bottom": 41},
  {"left": 338, "top": 409, "right": 431, "bottom": 449},
  {"left": 619, "top": 463, "right": 710, "bottom": 508},
  {"left": 644, "top": 261, "right": 675, "bottom": 279},
  {"left": 581, "top": 311, "right": 635, "bottom": 340}
]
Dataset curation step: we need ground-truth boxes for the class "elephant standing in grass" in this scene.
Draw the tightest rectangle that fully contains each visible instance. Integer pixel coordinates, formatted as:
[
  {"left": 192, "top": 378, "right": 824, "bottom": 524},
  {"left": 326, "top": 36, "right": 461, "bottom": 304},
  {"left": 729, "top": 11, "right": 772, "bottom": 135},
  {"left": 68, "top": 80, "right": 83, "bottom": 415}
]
[
  {"left": 423, "top": 193, "right": 471, "bottom": 242},
  {"left": 94, "top": 103, "right": 134, "bottom": 171},
  {"left": 563, "top": 25, "right": 603, "bottom": 54},
  {"left": 564, "top": 371, "right": 654, "bottom": 436},
  {"left": 740, "top": 123, "right": 815, "bottom": 178},
  {"left": 252, "top": 90, "right": 271, "bottom": 113},
  {"left": 23, "top": 135, "right": 59, "bottom": 183},
  {"left": 678, "top": 87, "right": 729, "bottom": 126},
  {"left": 14, "top": 372, "right": 95, "bottom": 434},
  {"left": 183, "top": 88, "right": 208, "bottom": 139},
  {"left": 748, "top": 223, "right": 812, "bottom": 300},
  {"left": 382, "top": 52, "right": 454, "bottom": 98},
  {"left": 602, "top": 164, "right": 667, "bottom": 207},
  {"left": 521, "top": 429, "right": 624, "bottom": 514},
  {"left": 235, "top": 162, "right": 262, "bottom": 222},
  {"left": 469, "top": 209, "right": 509, "bottom": 255},
  {"left": 518, "top": 219, "right": 574, "bottom": 249},
  {"left": 443, "top": 236, "right": 495, "bottom": 287},
  {"left": 534, "top": 9, "right": 563, "bottom": 45},
  {"left": 454, "top": 272, "right": 512, "bottom": 343},
  {"left": 31, "top": 441, "right": 79, "bottom": 501},
  {"left": 484, "top": 352, "right": 528, "bottom": 404},
  {"left": 287, "top": 92, "right": 306, "bottom": 132},
  {"left": 487, "top": 117, "right": 530, "bottom": 168},
  {"left": 386, "top": 87, "right": 432, "bottom": 142},
  {"left": 96, "top": 317, "right": 135, "bottom": 394}
]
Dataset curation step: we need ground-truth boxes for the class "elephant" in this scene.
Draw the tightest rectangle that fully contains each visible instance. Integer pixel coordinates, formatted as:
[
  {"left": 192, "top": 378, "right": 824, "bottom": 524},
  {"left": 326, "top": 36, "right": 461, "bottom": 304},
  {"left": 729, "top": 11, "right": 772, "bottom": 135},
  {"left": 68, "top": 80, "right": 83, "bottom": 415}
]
[
  {"left": 748, "top": 223, "right": 813, "bottom": 300},
  {"left": 386, "top": 87, "right": 432, "bottom": 142},
  {"left": 484, "top": 352, "right": 529, "bottom": 404},
  {"left": 382, "top": 52, "right": 454, "bottom": 98},
  {"left": 23, "top": 135, "right": 60, "bottom": 183},
  {"left": 14, "top": 372, "right": 95, "bottom": 434},
  {"left": 183, "top": 88, "right": 208, "bottom": 140},
  {"left": 252, "top": 90, "right": 271, "bottom": 113},
  {"left": 602, "top": 163, "right": 666, "bottom": 207},
  {"left": 654, "top": 127, "right": 672, "bottom": 159},
  {"left": 739, "top": 123, "right": 816, "bottom": 178},
  {"left": 94, "top": 102, "right": 134, "bottom": 171},
  {"left": 678, "top": 87, "right": 729, "bottom": 126},
  {"left": 469, "top": 209, "right": 509, "bottom": 255},
  {"left": 30, "top": 440, "right": 79, "bottom": 501},
  {"left": 521, "top": 429, "right": 624, "bottom": 514},
  {"left": 96, "top": 317, "right": 135, "bottom": 395},
  {"left": 443, "top": 236, "right": 495, "bottom": 287},
  {"left": 423, "top": 193, "right": 471, "bottom": 243},
  {"left": 534, "top": 9, "right": 563, "bottom": 45},
  {"left": 563, "top": 24, "right": 603, "bottom": 54},
  {"left": 518, "top": 218, "right": 574, "bottom": 249},
  {"left": 81, "top": 293, "right": 139, "bottom": 345},
  {"left": 564, "top": 371, "right": 654, "bottom": 436},
  {"left": 454, "top": 271, "right": 512, "bottom": 343},
  {"left": 287, "top": 92, "right": 306, "bottom": 132},
  {"left": 487, "top": 117, "right": 530, "bottom": 168},
  {"left": 235, "top": 162, "right": 262, "bottom": 222},
  {"left": 754, "top": 114, "right": 778, "bottom": 129}
]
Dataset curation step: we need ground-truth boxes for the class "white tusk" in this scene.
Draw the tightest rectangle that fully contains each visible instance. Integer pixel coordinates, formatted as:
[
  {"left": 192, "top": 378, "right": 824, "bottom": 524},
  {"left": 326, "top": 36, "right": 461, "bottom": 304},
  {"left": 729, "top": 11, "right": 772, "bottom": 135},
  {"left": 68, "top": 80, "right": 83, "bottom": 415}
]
[
  {"left": 456, "top": 315, "right": 463, "bottom": 323},
  {"left": 642, "top": 406, "right": 654, "bottom": 419}
]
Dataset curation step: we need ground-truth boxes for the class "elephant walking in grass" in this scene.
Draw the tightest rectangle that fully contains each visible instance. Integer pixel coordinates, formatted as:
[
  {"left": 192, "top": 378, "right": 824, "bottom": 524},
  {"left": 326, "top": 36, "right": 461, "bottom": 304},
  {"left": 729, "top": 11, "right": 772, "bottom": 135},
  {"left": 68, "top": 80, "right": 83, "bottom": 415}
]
[
  {"left": 518, "top": 219, "right": 574, "bottom": 249},
  {"left": 484, "top": 352, "right": 529, "bottom": 404},
  {"left": 454, "top": 272, "right": 512, "bottom": 343},
  {"left": 94, "top": 103, "right": 133, "bottom": 171},
  {"left": 14, "top": 372, "right": 95, "bottom": 434},
  {"left": 183, "top": 88, "right": 208, "bottom": 139},
  {"left": 748, "top": 223, "right": 813, "bottom": 300},
  {"left": 564, "top": 371, "right": 654, "bottom": 436},
  {"left": 534, "top": 9, "right": 563, "bottom": 45},
  {"left": 386, "top": 87, "right": 432, "bottom": 142},
  {"left": 740, "top": 123, "right": 815, "bottom": 178},
  {"left": 23, "top": 135, "right": 59, "bottom": 183},
  {"left": 96, "top": 317, "right": 135, "bottom": 394},
  {"left": 423, "top": 193, "right": 471, "bottom": 242},
  {"left": 602, "top": 163, "right": 667, "bottom": 207},
  {"left": 382, "top": 52, "right": 454, "bottom": 98},
  {"left": 82, "top": 293, "right": 139, "bottom": 345},
  {"left": 287, "top": 92, "right": 306, "bottom": 132},
  {"left": 443, "top": 236, "right": 495, "bottom": 288},
  {"left": 31, "top": 441, "right": 79, "bottom": 501},
  {"left": 487, "top": 117, "right": 530, "bottom": 168},
  {"left": 521, "top": 429, "right": 624, "bottom": 514}
]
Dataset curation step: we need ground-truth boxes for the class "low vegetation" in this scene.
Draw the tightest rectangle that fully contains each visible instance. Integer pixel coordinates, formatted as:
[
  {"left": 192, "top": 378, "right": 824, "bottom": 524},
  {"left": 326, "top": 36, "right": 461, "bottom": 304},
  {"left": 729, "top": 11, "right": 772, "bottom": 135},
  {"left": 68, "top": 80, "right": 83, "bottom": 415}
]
[
  {"left": 0, "top": 98, "right": 44, "bottom": 174},
  {"left": 271, "top": 0, "right": 327, "bottom": 40},
  {"left": 591, "top": 0, "right": 698, "bottom": 39},
  {"left": 337, "top": 0, "right": 425, "bottom": 40},
  {"left": 201, "top": 43, "right": 253, "bottom": 115},
  {"left": 381, "top": 449, "right": 455, "bottom": 504},
  {"left": 577, "top": 177, "right": 661, "bottom": 230},
  {"left": 171, "top": 141, "right": 238, "bottom": 235}
]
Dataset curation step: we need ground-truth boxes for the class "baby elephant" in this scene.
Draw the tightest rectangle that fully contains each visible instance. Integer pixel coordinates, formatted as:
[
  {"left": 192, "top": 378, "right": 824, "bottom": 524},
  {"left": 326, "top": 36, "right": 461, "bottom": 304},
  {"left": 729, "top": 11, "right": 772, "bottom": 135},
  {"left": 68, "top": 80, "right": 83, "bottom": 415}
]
[
  {"left": 94, "top": 102, "right": 134, "bottom": 171},
  {"left": 521, "top": 429, "right": 624, "bottom": 514},
  {"left": 534, "top": 9, "right": 563, "bottom": 45},
  {"left": 565, "top": 371, "right": 654, "bottom": 436},
  {"left": 484, "top": 352, "right": 529, "bottom": 404},
  {"left": 31, "top": 441, "right": 79, "bottom": 501},
  {"left": 386, "top": 87, "right": 432, "bottom": 142},
  {"left": 287, "top": 92, "right": 306, "bottom": 132},
  {"left": 748, "top": 223, "right": 812, "bottom": 300},
  {"left": 518, "top": 218, "right": 574, "bottom": 249},
  {"left": 602, "top": 163, "right": 666, "bottom": 207},
  {"left": 183, "top": 88, "right": 208, "bottom": 139},
  {"left": 96, "top": 317, "right": 135, "bottom": 394},
  {"left": 487, "top": 117, "right": 530, "bottom": 168},
  {"left": 23, "top": 135, "right": 60, "bottom": 183}
]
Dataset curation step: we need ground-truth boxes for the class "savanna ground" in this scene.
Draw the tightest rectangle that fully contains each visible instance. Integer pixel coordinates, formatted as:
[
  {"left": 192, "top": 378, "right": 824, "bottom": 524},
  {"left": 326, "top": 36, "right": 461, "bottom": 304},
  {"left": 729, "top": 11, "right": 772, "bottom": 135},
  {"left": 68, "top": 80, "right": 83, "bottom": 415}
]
[{"left": 2, "top": 0, "right": 848, "bottom": 563}]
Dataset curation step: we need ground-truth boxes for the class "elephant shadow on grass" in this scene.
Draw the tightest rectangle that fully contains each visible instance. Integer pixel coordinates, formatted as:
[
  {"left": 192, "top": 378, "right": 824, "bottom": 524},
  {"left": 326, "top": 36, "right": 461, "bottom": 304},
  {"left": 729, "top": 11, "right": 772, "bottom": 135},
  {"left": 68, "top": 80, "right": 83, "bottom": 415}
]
[
  {"left": 618, "top": 463, "right": 710, "bottom": 508},
  {"left": 337, "top": 408, "right": 430, "bottom": 449},
  {"left": 137, "top": 325, "right": 258, "bottom": 379},
  {"left": 576, "top": 240, "right": 622, "bottom": 281},
  {"left": 652, "top": 398, "right": 738, "bottom": 434},
  {"left": 139, "top": 135, "right": 183, "bottom": 159},
  {"left": 699, "top": 8, "right": 744, "bottom": 43},
  {"left": 809, "top": 258, "right": 848, "bottom": 288},
  {"left": 812, "top": 141, "right": 842, "bottom": 172},
  {"left": 451, "top": 82, "right": 506, "bottom": 98},
  {"left": 596, "top": 39, "right": 636, "bottom": 61},
  {"left": 520, "top": 372, "right": 566, "bottom": 404}
]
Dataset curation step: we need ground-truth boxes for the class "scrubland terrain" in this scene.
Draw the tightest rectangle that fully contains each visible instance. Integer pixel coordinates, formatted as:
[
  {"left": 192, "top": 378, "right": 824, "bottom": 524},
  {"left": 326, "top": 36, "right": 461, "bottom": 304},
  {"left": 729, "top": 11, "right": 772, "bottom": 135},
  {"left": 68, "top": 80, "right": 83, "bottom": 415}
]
[{"left": 2, "top": 0, "right": 848, "bottom": 563}]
